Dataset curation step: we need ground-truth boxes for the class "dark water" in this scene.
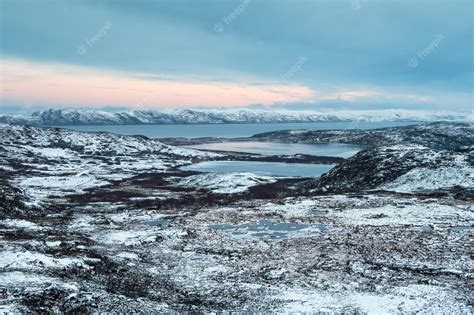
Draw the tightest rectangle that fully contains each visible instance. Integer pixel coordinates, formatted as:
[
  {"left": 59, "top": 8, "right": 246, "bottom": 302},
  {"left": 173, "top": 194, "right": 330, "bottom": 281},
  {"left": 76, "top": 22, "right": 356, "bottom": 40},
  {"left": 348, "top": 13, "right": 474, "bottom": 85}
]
[
  {"left": 180, "top": 161, "right": 335, "bottom": 177},
  {"left": 56, "top": 121, "right": 419, "bottom": 138}
]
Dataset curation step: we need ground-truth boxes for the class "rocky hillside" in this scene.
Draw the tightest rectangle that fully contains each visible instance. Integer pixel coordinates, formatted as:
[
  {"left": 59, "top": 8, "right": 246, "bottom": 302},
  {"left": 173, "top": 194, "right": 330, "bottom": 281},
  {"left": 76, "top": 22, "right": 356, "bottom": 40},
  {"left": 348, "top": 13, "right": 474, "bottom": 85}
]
[
  {"left": 303, "top": 144, "right": 472, "bottom": 193},
  {"left": 0, "top": 124, "right": 216, "bottom": 208},
  {"left": 0, "top": 124, "right": 209, "bottom": 157},
  {"left": 252, "top": 122, "right": 473, "bottom": 151},
  {"left": 290, "top": 123, "right": 473, "bottom": 194}
]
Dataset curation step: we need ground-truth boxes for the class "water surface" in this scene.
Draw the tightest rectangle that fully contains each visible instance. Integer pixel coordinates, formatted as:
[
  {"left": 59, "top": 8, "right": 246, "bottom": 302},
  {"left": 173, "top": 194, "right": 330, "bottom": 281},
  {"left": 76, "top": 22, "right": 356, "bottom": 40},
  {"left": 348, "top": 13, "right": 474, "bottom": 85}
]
[
  {"left": 143, "top": 219, "right": 171, "bottom": 228},
  {"left": 57, "top": 121, "right": 419, "bottom": 138},
  {"left": 188, "top": 141, "right": 361, "bottom": 158},
  {"left": 450, "top": 226, "right": 473, "bottom": 233},
  {"left": 181, "top": 161, "right": 334, "bottom": 177},
  {"left": 208, "top": 220, "right": 328, "bottom": 240}
]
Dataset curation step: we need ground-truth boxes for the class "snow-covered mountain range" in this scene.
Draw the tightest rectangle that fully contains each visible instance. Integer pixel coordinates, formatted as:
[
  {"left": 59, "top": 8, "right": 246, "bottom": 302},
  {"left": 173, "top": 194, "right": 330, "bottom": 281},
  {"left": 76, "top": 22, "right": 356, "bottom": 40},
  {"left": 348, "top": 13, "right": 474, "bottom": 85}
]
[{"left": 0, "top": 108, "right": 472, "bottom": 125}]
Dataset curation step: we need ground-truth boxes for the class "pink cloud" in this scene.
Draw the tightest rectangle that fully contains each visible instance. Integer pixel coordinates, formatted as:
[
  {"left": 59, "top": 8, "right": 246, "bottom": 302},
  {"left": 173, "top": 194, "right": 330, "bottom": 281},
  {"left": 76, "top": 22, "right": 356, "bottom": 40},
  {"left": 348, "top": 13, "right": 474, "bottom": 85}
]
[{"left": 0, "top": 58, "right": 316, "bottom": 108}]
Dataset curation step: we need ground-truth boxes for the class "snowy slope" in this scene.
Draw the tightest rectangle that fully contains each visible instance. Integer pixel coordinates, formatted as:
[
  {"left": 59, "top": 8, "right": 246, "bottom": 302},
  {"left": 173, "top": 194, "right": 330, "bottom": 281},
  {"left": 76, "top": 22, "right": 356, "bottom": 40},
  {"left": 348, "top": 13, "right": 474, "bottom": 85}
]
[
  {"left": 0, "top": 124, "right": 217, "bottom": 206},
  {"left": 0, "top": 124, "right": 209, "bottom": 157},
  {"left": 252, "top": 122, "right": 474, "bottom": 151},
  {"left": 380, "top": 166, "right": 473, "bottom": 193},
  {"left": 303, "top": 144, "right": 472, "bottom": 193}
]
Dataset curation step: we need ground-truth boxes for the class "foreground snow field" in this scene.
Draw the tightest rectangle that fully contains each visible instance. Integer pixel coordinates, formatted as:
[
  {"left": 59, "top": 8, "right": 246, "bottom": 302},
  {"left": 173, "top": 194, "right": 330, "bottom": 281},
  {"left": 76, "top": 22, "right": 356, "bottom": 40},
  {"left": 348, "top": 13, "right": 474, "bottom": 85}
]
[{"left": 0, "top": 122, "right": 472, "bottom": 313}]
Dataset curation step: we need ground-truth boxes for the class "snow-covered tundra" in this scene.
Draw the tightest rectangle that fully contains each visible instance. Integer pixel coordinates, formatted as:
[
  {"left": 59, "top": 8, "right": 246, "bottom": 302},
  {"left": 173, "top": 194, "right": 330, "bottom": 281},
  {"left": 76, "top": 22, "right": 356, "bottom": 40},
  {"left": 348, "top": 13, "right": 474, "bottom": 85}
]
[{"left": 0, "top": 122, "right": 472, "bottom": 313}]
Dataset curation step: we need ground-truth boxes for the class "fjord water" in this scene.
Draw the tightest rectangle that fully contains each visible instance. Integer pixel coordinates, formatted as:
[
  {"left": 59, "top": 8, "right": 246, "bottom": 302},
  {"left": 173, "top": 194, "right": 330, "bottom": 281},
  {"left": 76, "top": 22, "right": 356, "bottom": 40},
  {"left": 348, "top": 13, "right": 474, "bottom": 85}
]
[
  {"left": 181, "top": 161, "right": 335, "bottom": 177},
  {"left": 187, "top": 141, "right": 361, "bottom": 158},
  {"left": 59, "top": 121, "right": 419, "bottom": 138}
]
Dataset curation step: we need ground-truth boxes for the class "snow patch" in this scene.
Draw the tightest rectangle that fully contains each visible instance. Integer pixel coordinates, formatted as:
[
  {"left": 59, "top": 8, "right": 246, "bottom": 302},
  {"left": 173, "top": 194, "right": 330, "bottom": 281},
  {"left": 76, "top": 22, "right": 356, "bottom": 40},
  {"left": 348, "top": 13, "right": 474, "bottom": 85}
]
[
  {"left": 1, "top": 219, "right": 43, "bottom": 231},
  {"left": 178, "top": 172, "right": 276, "bottom": 194},
  {"left": 0, "top": 250, "right": 85, "bottom": 271},
  {"left": 277, "top": 284, "right": 470, "bottom": 313},
  {"left": 381, "top": 166, "right": 473, "bottom": 193},
  {"left": 332, "top": 203, "right": 474, "bottom": 226},
  {"left": 116, "top": 252, "right": 140, "bottom": 260},
  {"left": 260, "top": 198, "right": 320, "bottom": 217},
  {"left": 99, "top": 230, "right": 159, "bottom": 246}
]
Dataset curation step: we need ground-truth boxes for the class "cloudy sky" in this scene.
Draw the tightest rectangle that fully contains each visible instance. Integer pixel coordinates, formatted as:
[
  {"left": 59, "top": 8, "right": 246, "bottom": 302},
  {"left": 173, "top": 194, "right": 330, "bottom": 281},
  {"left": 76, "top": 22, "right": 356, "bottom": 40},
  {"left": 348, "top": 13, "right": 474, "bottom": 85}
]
[{"left": 0, "top": 0, "right": 473, "bottom": 111}]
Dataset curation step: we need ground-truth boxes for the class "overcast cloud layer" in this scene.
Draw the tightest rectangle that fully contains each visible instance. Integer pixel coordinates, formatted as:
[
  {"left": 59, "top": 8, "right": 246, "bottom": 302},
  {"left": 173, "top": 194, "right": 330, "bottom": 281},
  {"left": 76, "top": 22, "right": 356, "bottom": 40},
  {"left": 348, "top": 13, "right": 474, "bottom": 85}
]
[{"left": 1, "top": 0, "right": 473, "bottom": 111}]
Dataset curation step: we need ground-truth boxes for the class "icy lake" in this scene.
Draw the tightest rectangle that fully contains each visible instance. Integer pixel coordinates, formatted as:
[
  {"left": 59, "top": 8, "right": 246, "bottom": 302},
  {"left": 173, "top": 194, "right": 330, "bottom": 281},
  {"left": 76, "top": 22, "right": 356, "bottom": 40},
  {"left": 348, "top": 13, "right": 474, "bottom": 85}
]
[
  {"left": 187, "top": 141, "right": 361, "bottom": 158},
  {"left": 181, "top": 161, "right": 335, "bottom": 177}
]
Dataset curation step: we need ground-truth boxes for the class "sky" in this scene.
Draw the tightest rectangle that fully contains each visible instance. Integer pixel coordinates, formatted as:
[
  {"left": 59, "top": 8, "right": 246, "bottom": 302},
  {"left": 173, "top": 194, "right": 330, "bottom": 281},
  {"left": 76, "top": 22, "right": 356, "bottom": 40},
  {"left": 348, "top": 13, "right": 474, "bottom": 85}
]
[{"left": 0, "top": 0, "right": 473, "bottom": 112}]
